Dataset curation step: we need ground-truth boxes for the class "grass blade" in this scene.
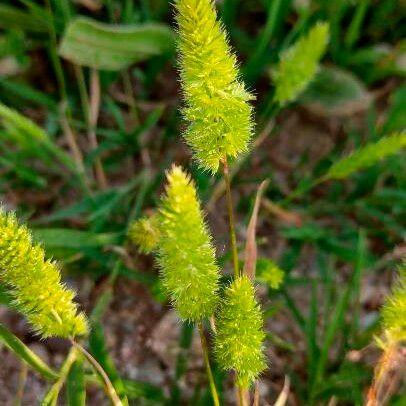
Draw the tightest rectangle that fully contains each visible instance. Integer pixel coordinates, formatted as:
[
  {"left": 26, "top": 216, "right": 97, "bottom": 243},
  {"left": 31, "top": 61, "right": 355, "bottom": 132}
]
[
  {"left": 67, "top": 356, "right": 86, "bottom": 406},
  {"left": 59, "top": 17, "right": 175, "bottom": 71},
  {"left": 0, "top": 323, "right": 58, "bottom": 381}
]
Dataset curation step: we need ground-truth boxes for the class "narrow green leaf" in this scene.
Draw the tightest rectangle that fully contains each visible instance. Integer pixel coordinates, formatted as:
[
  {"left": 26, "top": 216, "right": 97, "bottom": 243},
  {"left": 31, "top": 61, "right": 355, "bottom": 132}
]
[
  {"left": 0, "top": 79, "right": 57, "bottom": 108},
  {"left": 0, "top": 323, "right": 58, "bottom": 381},
  {"left": 325, "top": 131, "right": 406, "bottom": 180},
  {"left": 42, "top": 348, "right": 78, "bottom": 406},
  {"left": 59, "top": 17, "right": 175, "bottom": 71},
  {"left": 67, "top": 356, "right": 86, "bottom": 406},
  {"left": 0, "top": 4, "right": 48, "bottom": 32},
  {"left": 123, "top": 379, "right": 165, "bottom": 402},
  {"left": 0, "top": 102, "right": 76, "bottom": 171},
  {"left": 32, "top": 229, "right": 121, "bottom": 249}
]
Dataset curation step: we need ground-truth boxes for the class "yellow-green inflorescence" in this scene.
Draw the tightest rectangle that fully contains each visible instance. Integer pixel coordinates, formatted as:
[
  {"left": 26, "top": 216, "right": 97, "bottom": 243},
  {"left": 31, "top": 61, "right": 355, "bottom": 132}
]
[
  {"left": 128, "top": 214, "right": 161, "bottom": 254},
  {"left": 175, "top": 0, "right": 254, "bottom": 172},
  {"left": 215, "top": 276, "right": 266, "bottom": 388},
  {"left": 381, "top": 265, "right": 406, "bottom": 343},
  {"left": 157, "top": 165, "right": 220, "bottom": 320},
  {"left": 256, "top": 258, "right": 285, "bottom": 290},
  {"left": 0, "top": 210, "right": 88, "bottom": 338},
  {"left": 272, "top": 21, "right": 329, "bottom": 105}
]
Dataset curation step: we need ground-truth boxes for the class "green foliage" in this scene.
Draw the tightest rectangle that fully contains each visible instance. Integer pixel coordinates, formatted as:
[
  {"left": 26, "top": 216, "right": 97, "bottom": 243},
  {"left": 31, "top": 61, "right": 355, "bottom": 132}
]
[
  {"left": 175, "top": 0, "right": 254, "bottom": 172},
  {"left": 300, "top": 66, "right": 370, "bottom": 116},
  {"left": 381, "top": 264, "right": 406, "bottom": 342},
  {"left": 272, "top": 22, "right": 329, "bottom": 104},
  {"left": 256, "top": 258, "right": 285, "bottom": 289},
  {"left": 326, "top": 131, "right": 406, "bottom": 180},
  {"left": 128, "top": 215, "right": 160, "bottom": 254},
  {"left": 0, "top": 323, "right": 58, "bottom": 381},
  {"left": 215, "top": 276, "right": 266, "bottom": 388},
  {"left": 59, "top": 17, "right": 175, "bottom": 71},
  {"left": 157, "top": 166, "right": 220, "bottom": 320},
  {"left": 0, "top": 210, "right": 88, "bottom": 338}
]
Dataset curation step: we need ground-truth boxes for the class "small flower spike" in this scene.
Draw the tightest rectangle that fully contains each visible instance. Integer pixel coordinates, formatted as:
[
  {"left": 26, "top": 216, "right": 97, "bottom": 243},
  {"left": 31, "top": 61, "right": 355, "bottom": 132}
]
[
  {"left": 157, "top": 165, "right": 220, "bottom": 320},
  {"left": 272, "top": 21, "right": 329, "bottom": 104},
  {"left": 128, "top": 214, "right": 161, "bottom": 254},
  {"left": 381, "top": 265, "right": 406, "bottom": 343},
  {"left": 175, "top": 0, "right": 254, "bottom": 172},
  {"left": 215, "top": 275, "right": 266, "bottom": 388},
  {"left": 0, "top": 210, "right": 88, "bottom": 338}
]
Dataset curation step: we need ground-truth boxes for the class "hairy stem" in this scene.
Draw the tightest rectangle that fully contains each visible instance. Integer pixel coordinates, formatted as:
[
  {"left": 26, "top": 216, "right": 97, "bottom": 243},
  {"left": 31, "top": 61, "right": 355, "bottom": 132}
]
[
  {"left": 71, "top": 340, "right": 123, "bottom": 406},
  {"left": 222, "top": 158, "right": 240, "bottom": 278},
  {"left": 198, "top": 321, "right": 220, "bottom": 406}
]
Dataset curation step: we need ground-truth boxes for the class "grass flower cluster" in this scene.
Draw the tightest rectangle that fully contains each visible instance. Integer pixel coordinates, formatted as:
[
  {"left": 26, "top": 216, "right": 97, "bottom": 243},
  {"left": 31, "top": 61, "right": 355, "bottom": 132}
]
[
  {"left": 157, "top": 165, "right": 220, "bottom": 320},
  {"left": 381, "top": 265, "right": 406, "bottom": 343},
  {"left": 175, "top": 0, "right": 254, "bottom": 172},
  {"left": 215, "top": 276, "right": 266, "bottom": 388},
  {"left": 272, "top": 21, "right": 329, "bottom": 104},
  {"left": 256, "top": 258, "right": 285, "bottom": 290},
  {"left": 128, "top": 214, "right": 160, "bottom": 254},
  {"left": 0, "top": 210, "right": 87, "bottom": 338}
]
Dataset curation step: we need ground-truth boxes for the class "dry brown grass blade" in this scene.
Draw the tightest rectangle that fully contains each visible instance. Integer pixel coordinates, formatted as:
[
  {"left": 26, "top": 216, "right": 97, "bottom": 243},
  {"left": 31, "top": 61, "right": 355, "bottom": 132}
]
[
  {"left": 366, "top": 342, "right": 406, "bottom": 406},
  {"left": 262, "top": 198, "right": 303, "bottom": 227},
  {"left": 88, "top": 69, "right": 108, "bottom": 189},
  {"left": 243, "top": 180, "right": 269, "bottom": 281},
  {"left": 274, "top": 376, "right": 290, "bottom": 406}
]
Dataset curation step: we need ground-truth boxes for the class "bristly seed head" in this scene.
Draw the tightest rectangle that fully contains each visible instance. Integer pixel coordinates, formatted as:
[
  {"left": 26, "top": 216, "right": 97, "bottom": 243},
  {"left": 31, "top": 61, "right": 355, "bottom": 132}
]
[
  {"left": 175, "top": 0, "right": 255, "bottom": 172},
  {"left": 381, "top": 264, "right": 406, "bottom": 344},
  {"left": 0, "top": 209, "right": 88, "bottom": 338},
  {"left": 157, "top": 165, "right": 220, "bottom": 320},
  {"left": 215, "top": 275, "right": 266, "bottom": 388}
]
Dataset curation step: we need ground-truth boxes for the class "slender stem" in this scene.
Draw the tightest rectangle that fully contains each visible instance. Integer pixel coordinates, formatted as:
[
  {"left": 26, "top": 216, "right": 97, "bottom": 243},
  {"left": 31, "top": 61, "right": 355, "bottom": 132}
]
[
  {"left": 197, "top": 322, "right": 220, "bottom": 406},
  {"left": 237, "top": 385, "right": 247, "bottom": 406},
  {"left": 71, "top": 339, "right": 123, "bottom": 406},
  {"left": 122, "top": 70, "right": 139, "bottom": 126},
  {"left": 42, "top": 346, "right": 77, "bottom": 405},
  {"left": 88, "top": 69, "right": 108, "bottom": 189},
  {"left": 222, "top": 158, "right": 240, "bottom": 278},
  {"left": 14, "top": 361, "right": 27, "bottom": 406},
  {"left": 74, "top": 64, "right": 90, "bottom": 125}
]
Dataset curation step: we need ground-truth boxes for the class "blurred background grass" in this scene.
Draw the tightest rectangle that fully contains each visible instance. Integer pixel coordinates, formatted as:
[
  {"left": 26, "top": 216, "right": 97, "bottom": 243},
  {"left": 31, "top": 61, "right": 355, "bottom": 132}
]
[{"left": 0, "top": 0, "right": 405, "bottom": 405}]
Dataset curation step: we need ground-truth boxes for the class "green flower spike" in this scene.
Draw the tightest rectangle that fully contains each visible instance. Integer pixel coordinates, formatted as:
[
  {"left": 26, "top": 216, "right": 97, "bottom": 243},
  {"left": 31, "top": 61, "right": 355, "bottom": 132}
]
[
  {"left": 215, "top": 275, "right": 266, "bottom": 388},
  {"left": 175, "top": 0, "right": 254, "bottom": 172},
  {"left": 272, "top": 21, "right": 329, "bottom": 104},
  {"left": 157, "top": 165, "right": 220, "bottom": 320},
  {"left": 381, "top": 265, "right": 406, "bottom": 343},
  {"left": 256, "top": 258, "right": 285, "bottom": 290},
  {"left": 128, "top": 214, "right": 161, "bottom": 254},
  {"left": 0, "top": 210, "right": 88, "bottom": 338}
]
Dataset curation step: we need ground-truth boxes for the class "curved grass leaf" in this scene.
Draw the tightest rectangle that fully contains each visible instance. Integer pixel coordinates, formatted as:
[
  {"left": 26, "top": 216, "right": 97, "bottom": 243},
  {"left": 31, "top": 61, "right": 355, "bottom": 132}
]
[
  {"left": 59, "top": 17, "right": 175, "bottom": 71},
  {"left": 0, "top": 323, "right": 58, "bottom": 381},
  {"left": 0, "top": 102, "right": 76, "bottom": 171},
  {"left": 0, "top": 4, "right": 48, "bottom": 32},
  {"left": 32, "top": 229, "right": 121, "bottom": 249},
  {"left": 325, "top": 131, "right": 406, "bottom": 180},
  {"left": 67, "top": 356, "right": 86, "bottom": 406}
]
